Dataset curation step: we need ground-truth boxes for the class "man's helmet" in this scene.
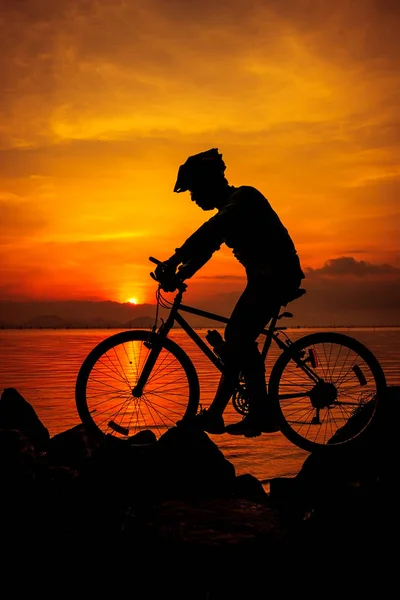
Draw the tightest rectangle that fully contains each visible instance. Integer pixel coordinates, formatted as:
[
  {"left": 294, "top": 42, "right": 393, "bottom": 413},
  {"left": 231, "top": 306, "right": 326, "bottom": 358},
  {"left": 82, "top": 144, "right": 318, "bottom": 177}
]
[{"left": 173, "top": 148, "right": 226, "bottom": 193}]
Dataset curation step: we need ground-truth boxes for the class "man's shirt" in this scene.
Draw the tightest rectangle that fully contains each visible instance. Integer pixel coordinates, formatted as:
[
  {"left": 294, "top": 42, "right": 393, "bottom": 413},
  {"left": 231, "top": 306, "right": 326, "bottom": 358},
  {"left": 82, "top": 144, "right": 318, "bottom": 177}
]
[{"left": 175, "top": 186, "right": 304, "bottom": 281}]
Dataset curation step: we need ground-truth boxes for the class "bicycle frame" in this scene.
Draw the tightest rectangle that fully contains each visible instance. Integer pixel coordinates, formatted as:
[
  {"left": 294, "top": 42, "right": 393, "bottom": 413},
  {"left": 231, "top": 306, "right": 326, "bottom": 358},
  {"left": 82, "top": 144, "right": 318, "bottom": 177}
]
[
  {"left": 147, "top": 286, "right": 297, "bottom": 375},
  {"left": 134, "top": 258, "right": 319, "bottom": 400},
  {"left": 156, "top": 295, "right": 347, "bottom": 408},
  {"left": 149, "top": 286, "right": 322, "bottom": 398}
]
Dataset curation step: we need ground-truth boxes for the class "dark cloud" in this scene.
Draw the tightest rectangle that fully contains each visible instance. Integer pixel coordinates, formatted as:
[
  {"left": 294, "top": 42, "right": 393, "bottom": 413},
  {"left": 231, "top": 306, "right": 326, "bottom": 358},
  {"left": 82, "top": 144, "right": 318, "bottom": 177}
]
[
  {"left": 187, "top": 254, "right": 400, "bottom": 324},
  {"left": 306, "top": 256, "right": 400, "bottom": 277},
  {"left": 302, "top": 276, "right": 400, "bottom": 316},
  {"left": 195, "top": 276, "right": 400, "bottom": 325}
]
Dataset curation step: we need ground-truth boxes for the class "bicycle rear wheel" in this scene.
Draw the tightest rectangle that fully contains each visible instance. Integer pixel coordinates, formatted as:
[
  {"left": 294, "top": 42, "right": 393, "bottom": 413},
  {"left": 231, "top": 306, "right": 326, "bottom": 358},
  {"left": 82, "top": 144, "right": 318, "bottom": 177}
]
[
  {"left": 75, "top": 330, "right": 200, "bottom": 441},
  {"left": 268, "top": 332, "right": 387, "bottom": 453}
]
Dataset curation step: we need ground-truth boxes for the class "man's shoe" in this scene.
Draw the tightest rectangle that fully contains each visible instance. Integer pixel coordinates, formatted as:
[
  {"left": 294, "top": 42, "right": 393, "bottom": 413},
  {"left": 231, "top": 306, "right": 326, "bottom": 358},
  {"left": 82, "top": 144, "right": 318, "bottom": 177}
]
[
  {"left": 177, "top": 411, "right": 226, "bottom": 434},
  {"left": 225, "top": 413, "right": 279, "bottom": 437}
]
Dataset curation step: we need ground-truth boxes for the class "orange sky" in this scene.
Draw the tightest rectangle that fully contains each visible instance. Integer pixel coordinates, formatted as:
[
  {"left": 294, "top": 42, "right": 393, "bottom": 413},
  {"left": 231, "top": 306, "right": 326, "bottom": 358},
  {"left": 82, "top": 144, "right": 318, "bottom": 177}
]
[{"left": 0, "top": 0, "right": 399, "bottom": 325}]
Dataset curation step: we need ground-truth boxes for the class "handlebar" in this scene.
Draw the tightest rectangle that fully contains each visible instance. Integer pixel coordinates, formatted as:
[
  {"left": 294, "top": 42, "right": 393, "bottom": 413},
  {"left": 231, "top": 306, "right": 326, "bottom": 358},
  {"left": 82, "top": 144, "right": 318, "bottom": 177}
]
[
  {"left": 149, "top": 256, "right": 163, "bottom": 267},
  {"left": 148, "top": 256, "right": 187, "bottom": 292},
  {"left": 149, "top": 256, "right": 162, "bottom": 282}
]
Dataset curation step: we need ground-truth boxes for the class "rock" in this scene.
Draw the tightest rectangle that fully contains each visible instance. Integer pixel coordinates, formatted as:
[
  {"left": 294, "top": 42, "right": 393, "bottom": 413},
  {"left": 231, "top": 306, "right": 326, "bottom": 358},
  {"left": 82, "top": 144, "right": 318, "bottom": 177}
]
[
  {"left": 46, "top": 423, "right": 96, "bottom": 470},
  {"left": 1, "top": 385, "right": 400, "bottom": 595},
  {"left": 267, "top": 385, "right": 400, "bottom": 593},
  {"left": 154, "top": 423, "right": 237, "bottom": 498},
  {"left": 0, "top": 387, "right": 50, "bottom": 451}
]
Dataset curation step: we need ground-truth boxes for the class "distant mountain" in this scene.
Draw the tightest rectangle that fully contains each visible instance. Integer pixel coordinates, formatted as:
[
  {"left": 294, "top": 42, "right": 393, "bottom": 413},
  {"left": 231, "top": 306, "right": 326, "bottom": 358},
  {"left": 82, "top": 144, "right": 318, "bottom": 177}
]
[
  {"left": 22, "top": 314, "right": 66, "bottom": 329},
  {"left": 0, "top": 300, "right": 158, "bottom": 329},
  {"left": 0, "top": 298, "right": 397, "bottom": 329},
  {"left": 123, "top": 316, "right": 156, "bottom": 329},
  {"left": 0, "top": 298, "right": 225, "bottom": 329}
]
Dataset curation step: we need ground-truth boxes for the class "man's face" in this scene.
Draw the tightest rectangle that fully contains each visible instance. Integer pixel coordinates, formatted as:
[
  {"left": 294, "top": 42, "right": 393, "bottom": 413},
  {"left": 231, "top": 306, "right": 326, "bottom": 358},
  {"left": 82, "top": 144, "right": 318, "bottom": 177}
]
[{"left": 189, "top": 184, "right": 219, "bottom": 211}]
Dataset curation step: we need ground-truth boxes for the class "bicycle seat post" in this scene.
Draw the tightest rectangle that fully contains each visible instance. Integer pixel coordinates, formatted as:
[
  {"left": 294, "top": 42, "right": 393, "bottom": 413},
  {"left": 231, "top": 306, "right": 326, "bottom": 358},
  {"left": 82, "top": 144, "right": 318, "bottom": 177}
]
[{"left": 260, "top": 313, "right": 279, "bottom": 361}]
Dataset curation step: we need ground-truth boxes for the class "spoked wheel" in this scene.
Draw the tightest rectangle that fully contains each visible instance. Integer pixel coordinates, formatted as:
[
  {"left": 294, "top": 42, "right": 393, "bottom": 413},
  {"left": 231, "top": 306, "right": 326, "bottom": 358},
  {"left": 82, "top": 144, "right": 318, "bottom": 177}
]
[
  {"left": 75, "top": 330, "right": 200, "bottom": 442},
  {"left": 268, "top": 332, "right": 387, "bottom": 453}
]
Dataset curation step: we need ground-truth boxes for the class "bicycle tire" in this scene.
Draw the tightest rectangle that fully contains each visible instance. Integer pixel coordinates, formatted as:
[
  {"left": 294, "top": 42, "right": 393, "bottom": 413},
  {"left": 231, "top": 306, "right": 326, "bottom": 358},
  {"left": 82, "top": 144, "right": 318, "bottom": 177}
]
[
  {"left": 75, "top": 330, "right": 200, "bottom": 441},
  {"left": 268, "top": 332, "right": 387, "bottom": 453}
]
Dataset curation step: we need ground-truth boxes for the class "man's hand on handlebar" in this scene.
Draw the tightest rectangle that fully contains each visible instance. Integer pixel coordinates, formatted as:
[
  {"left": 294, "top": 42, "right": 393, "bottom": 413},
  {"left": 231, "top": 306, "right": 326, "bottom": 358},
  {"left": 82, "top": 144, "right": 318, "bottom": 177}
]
[
  {"left": 151, "top": 258, "right": 185, "bottom": 293},
  {"left": 154, "top": 258, "right": 175, "bottom": 281},
  {"left": 160, "top": 272, "right": 183, "bottom": 292}
]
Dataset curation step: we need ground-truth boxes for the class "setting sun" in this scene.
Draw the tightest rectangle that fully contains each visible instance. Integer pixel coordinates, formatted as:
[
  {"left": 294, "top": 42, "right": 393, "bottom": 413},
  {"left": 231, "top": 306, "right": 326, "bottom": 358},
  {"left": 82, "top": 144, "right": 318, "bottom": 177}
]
[{"left": 128, "top": 298, "right": 138, "bottom": 305}]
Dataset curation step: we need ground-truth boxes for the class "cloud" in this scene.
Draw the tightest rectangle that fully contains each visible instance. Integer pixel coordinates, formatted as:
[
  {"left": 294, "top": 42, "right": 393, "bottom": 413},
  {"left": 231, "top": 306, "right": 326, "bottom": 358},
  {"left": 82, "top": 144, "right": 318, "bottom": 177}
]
[
  {"left": 0, "top": 194, "right": 49, "bottom": 241},
  {"left": 0, "top": 0, "right": 398, "bottom": 319},
  {"left": 195, "top": 265, "right": 400, "bottom": 326},
  {"left": 1, "top": 0, "right": 398, "bottom": 148},
  {"left": 189, "top": 253, "right": 400, "bottom": 325},
  {"left": 306, "top": 256, "right": 400, "bottom": 278}
]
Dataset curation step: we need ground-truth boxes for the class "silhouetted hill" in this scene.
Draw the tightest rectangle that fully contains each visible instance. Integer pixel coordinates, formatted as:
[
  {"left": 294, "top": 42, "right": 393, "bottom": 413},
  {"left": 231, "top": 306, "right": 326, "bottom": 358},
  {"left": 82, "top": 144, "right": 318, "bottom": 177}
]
[
  {"left": 22, "top": 315, "right": 66, "bottom": 329},
  {"left": 0, "top": 300, "right": 157, "bottom": 328},
  {"left": 1, "top": 298, "right": 397, "bottom": 329},
  {"left": 123, "top": 316, "right": 156, "bottom": 329}
]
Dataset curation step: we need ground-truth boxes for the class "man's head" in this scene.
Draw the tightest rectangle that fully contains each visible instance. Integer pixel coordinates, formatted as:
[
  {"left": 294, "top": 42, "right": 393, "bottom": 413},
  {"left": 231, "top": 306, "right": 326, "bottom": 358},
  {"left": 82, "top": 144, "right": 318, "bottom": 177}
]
[{"left": 173, "top": 148, "right": 229, "bottom": 210}]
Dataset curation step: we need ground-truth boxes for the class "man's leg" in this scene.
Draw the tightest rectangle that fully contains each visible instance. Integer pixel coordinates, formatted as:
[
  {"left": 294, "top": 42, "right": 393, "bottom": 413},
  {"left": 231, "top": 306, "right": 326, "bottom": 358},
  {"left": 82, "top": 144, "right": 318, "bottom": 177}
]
[
  {"left": 240, "top": 345, "right": 269, "bottom": 412},
  {"left": 221, "top": 277, "right": 281, "bottom": 435},
  {"left": 206, "top": 344, "right": 242, "bottom": 417},
  {"left": 187, "top": 275, "right": 280, "bottom": 434},
  {"left": 188, "top": 283, "right": 260, "bottom": 432},
  {"left": 210, "top": 277, "right": 276, "bottom": 405}
]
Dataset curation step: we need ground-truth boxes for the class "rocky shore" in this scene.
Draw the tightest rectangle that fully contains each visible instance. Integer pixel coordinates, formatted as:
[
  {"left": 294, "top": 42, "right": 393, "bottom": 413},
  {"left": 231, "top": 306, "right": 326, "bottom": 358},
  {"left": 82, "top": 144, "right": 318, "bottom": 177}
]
[{"left": 1, "top": 385, "right": 399, "bottom": 598}]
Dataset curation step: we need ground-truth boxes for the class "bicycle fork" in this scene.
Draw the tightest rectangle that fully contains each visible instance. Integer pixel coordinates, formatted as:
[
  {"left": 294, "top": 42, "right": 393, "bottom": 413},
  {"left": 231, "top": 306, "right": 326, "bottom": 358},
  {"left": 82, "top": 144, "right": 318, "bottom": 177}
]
[{"left": 131, "top": 328, "right": 169, "bottom": 397}]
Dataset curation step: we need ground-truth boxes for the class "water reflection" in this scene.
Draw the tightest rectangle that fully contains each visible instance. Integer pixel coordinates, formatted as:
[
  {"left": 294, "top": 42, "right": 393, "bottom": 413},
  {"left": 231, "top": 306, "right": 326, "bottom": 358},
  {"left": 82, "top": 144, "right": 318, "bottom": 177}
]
[{"left": 0, "top": 327, "right": 398, "bottom": 482}]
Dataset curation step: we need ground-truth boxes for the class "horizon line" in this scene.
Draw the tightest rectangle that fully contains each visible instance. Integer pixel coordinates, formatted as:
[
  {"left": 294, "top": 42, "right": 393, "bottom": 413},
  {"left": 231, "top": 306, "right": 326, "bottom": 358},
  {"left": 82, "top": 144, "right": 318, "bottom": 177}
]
[{"left": 1, "top": 324, "right": 399, "bottom": 330}]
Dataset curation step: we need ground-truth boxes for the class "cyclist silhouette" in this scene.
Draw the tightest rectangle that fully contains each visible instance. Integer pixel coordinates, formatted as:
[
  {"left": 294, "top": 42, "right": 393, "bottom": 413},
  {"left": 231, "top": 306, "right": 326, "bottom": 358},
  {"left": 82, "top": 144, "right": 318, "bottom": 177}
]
[{"left": 155, "top": 148, "right": 305, "bottom": 437}]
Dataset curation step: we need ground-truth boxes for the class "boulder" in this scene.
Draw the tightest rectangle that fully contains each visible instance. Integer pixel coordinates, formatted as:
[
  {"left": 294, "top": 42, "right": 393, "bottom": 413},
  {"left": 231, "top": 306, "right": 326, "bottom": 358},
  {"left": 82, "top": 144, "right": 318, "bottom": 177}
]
[
  {"left": 1, "top": 385, "right": 400, "bottom": 595},
  {"left": 0, "top": 387, "right": 50, "bottom": 451}
]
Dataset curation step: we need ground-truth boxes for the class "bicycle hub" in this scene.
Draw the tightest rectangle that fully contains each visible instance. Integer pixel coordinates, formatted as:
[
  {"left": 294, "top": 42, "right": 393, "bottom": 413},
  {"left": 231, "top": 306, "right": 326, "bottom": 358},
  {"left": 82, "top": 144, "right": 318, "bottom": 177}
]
[{"left": 309, "top": 381, "right": 337, "bottom": 409}]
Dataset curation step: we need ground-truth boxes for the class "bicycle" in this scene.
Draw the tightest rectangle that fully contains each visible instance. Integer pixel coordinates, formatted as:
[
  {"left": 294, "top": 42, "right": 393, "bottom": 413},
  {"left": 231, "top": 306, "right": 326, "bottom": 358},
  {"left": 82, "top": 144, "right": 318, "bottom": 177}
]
[{"left": 75, "top": 257, "right": 387, "bottom": 453}]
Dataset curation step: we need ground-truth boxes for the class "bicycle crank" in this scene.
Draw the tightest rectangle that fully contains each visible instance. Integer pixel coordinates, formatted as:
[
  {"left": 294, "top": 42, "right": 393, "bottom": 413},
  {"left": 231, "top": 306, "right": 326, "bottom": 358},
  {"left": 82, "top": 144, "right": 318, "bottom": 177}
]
[{"left": 232, "top": 382, "right": 250, "bottom": 415}]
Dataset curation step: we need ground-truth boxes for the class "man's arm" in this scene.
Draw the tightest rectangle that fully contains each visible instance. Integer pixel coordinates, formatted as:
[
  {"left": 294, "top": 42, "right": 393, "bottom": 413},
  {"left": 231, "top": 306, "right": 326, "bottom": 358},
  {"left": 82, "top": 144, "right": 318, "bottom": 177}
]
[
  {"left": 165, "top": 216, "right": 225, "bottom": 280},
  {"left": 176, "top": 251, "right": 216, "bottom": 280},
  {"left": 161, "top": 190, "right": 244, "bottom": 280}
]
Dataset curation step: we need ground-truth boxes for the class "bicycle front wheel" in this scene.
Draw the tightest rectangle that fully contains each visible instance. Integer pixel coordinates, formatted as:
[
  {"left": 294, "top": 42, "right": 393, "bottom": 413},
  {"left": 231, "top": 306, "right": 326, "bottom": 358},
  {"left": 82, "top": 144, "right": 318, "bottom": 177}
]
[
  {"left": 75, "top": 330, "right": 200, "bottom": 441},
  {"left": 268, "top": 332, "right": 387, "bottom": 453}
]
